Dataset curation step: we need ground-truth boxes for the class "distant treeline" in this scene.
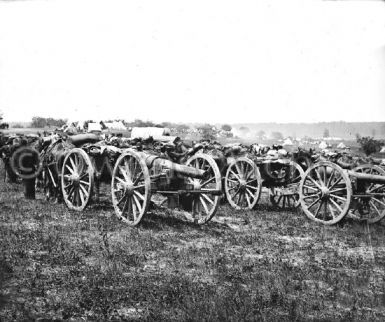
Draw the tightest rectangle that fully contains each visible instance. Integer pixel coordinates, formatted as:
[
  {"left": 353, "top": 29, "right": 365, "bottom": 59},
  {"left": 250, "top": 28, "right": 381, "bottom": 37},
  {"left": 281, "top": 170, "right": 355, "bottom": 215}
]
[
  {"left": 231, "top": 122, "right": 385, "bottom": 139},
  {"left": 31, "top": 117, "right": 67, "bottom": 128}
]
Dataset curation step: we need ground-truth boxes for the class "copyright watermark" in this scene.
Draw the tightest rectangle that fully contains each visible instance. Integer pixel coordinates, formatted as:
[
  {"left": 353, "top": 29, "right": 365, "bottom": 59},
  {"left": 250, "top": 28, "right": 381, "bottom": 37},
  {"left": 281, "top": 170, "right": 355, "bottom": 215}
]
[{"left": 10, "top": 146, "right": 42, "bottom": 179}]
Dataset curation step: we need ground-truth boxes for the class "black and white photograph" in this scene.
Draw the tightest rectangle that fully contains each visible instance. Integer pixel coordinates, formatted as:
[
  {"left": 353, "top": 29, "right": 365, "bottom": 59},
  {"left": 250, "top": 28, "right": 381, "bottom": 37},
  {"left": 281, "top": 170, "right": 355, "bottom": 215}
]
[{"left": 0, "top": 0, "right": 385, "bottom": 320}]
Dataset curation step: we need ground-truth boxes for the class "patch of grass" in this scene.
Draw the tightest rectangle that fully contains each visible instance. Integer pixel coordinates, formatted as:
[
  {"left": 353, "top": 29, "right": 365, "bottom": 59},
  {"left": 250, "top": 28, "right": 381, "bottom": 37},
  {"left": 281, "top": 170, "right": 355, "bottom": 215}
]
[{"left": 1, "top": 176, "right": 385, "bottom": 320}]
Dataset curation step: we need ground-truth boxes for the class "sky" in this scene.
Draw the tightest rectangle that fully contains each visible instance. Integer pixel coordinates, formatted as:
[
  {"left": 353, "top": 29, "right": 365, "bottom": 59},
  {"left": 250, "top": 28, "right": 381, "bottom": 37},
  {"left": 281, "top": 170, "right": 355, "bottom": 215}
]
[{"left": 0, "top": 0, "right": 384, "bottom": 124}]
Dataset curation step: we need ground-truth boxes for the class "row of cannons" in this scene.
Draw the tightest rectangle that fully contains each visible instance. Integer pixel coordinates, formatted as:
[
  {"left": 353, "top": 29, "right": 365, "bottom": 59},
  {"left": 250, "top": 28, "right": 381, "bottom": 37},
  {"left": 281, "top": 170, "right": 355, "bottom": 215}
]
[{"left": 1, "top": 132, "right": 385, "bottom": 226}]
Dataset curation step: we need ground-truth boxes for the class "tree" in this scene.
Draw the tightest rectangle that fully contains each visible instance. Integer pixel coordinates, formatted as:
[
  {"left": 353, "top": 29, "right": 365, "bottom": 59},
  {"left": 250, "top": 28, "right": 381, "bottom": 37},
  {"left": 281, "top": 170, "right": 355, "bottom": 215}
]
[
  {"left": 256, "top": 130, "right": 265, "bottom": 139},
  {"left": 323, "top": 128, "right": 330, "bottom": 138},
  {"left": 31, "top": 116, "right": 66, "bottom": 128},
  {"left": 239, "top": 126, "right": 249, "bottom": 133},
  {"left": 176, "top": 124, "right": 190, "bottom": 133},
  {"left": 197, "top": 124, "right": 216, "bottom": 141},
  {"left": 357, "top": 136, "right": 383, "bottom": 156},
  {"left": 271, "top": 131, "right": 283, "bottom": 140},
  {"left": 221, "top": 124, "right": 232, "bottom": 132}
]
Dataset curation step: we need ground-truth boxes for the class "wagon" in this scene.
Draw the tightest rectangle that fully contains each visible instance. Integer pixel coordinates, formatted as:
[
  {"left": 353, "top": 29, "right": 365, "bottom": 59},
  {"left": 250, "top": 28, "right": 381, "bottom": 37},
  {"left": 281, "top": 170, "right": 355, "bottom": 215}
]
[{"left": 299, "top": 161, "right": 385, "bottom": 225}]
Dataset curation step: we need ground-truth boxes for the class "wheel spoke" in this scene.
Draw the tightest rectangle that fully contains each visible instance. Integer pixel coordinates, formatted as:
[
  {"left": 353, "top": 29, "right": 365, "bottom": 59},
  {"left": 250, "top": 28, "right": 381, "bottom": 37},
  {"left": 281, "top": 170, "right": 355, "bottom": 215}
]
[
  {"left": 369, "top": 200, "right": 381, "bottom": 217},
  {"left": 202, "top": 193, "right": 214, "bottom": 205},
  {"left": 303, "top": 193, "right": 319, "bottom": 199},
  {"left": 119, "top": 165, "right": 130, "bottom": 182},
  {"left": 69, "top": 157, "right": 77, "bottom": 173},
  {"left": 330, "top": 194, "right": 347, "bottom": 202},
  {"left": 371, "top": 197, "right": 385, "bottom": 208},
  {"left": 315, "top": 168, "right": 325, "bottom": 187},
  {"left": 314, "top": 200, "right": 323, "bottom": 218},
  {"left": 117, "top": 194, "right": 127, "bottom": 206},
  {"left": 79, "top": 184, "right": 88, "bottom": 199},
  {"left": 328, "top": 203, "right": 336, "bottom": 219},
  {"left": 326, "top": 168, "right": 335, "bottom": 187},
  {"left": 329, "top": 188, "right": 346, "bottom": 194},
  {"left": 230, "top": 169, "right": 241, "bottom": 181},
  {"left": 308, "top": 176, "right": 322, "bottom": 190},
  {"left": 133, "top": 195, "right": 142, "bottom": 213},
  {"left": 303, "top": 184, "right": 319, "bottom": 192},
  {"left": 199, "top": 197, "right": 210, "bottom": 214},
  {"left": 201, "top": 176, "right": 215, "bottom": 187},
  {"left": 245, "top": 188, "right": 255, "bottom": 200},
  {"left": 66, "top": 164, "right": 75, "bottom": 175},
  {"left": 133, "top": 190, "right": 145, "bottom": 201},
  {"left": 306, "top": 197, "right": 321, "bottom": 210},
  {"left": 235, "top": 163, "right": 242, "bottom": 177},
  {"left": 246, "top": 184, "right": 258, "bottom": 191},
  {"left": 79, "top": 188, "right": 85, "bottom": 205},
  {"left": 329, "top": 176, "right": 343, "bottom": 191},
  {"left": 329, "top": 198, "right": 342, "bottom": 213},
  {"left": 245, "top": 192, "right": 251, "bottom": 208}
]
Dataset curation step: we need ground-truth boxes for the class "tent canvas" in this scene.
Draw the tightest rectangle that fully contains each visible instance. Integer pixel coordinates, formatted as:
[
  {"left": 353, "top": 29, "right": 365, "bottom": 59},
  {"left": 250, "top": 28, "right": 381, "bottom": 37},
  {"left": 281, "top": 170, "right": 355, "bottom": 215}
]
[
  {"left": 337, "top": 142, "right": 346, "bottom": 149},
  {"left": 380, "top": 146, "right": 385, "bottom": 153},
  {"left": 319, "top": 141, "right": 328, "bottom": 149},
  {"left": 88, "top": 122, "right": 102, "bottom": 132},
  {"left": 131, "top": 127, "right": 171, "bottom": 140},
  {"left": 283, "top": 138, "right": 293, "bottom": 146}
]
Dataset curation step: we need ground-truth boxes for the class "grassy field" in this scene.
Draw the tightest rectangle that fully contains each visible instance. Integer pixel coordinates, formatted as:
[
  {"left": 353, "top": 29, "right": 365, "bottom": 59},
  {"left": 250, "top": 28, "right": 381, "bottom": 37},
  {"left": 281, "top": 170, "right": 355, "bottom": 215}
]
[{"left": 1, "top": 169, "right": 385, "bottom": 320}]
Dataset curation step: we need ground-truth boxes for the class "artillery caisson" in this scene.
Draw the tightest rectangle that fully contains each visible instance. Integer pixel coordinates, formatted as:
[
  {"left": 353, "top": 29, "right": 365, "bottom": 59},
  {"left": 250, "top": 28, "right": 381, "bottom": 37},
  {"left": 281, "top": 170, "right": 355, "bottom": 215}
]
[
  {"left": 299, "top": 161, "right": 385, "bottom": 225},
  {"left": 111, "top": 150, "right": 222, "bottom": 226}
]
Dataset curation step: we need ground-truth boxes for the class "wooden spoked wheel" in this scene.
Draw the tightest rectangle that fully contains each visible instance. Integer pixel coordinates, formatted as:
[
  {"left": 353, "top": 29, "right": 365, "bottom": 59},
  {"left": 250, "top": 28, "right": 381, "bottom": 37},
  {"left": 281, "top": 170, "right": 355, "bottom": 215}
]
[
  {"left": 352, "top": 164, "right": 385, "bottom": 223},
  {"left": 299, "top": 161, "right": 352, "bottom": 225},
  {"left": 111, "top": 150, "right": 151, "bottom": 226},
  {"left": 61, "top": 148, "right": 94, "bottom": 211},
  {"left": 185, "top": 154, "right": 222, "bottom": 224},
  {"left": 270, "top": 161, "right": 305, "bottom": 209},
  {"left": 224, "top": 157, "right": 262, "bottom": 210}
]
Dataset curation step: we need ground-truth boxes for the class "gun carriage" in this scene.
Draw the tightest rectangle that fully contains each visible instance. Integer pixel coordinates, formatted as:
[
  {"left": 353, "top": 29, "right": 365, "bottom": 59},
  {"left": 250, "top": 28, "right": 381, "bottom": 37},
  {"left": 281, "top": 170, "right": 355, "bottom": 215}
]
[
  {"left": 201, "top": 143, "right": 304, "bottom": 210},
  {"left": 110, "top": 150, "right": 222, "bottom": 226},
  {"left": 299, "top": 161, "right": 385, "bottom": 225}
]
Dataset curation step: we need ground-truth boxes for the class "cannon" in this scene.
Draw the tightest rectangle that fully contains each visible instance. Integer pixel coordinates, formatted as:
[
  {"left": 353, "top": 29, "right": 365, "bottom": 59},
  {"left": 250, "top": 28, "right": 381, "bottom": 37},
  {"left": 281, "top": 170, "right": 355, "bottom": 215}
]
[
  {"left": 110, "top": 150, "right": 222, "bottom": 226},
  {"left": 299, "top": 161, "right": 385, "bottom": 225}
]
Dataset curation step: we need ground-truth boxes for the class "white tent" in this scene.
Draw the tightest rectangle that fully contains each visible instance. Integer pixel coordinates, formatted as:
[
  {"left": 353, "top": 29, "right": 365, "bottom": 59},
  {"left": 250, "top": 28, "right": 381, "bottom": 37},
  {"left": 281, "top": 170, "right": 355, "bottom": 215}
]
[
  {"left": 337, "top": 142, "right": 346, "bottom": 149},
  {"left": 319, "top": 141, "right": 328, "bottom": 150},
  {"left": 131, "top": 127, "right": 172, "bottom": 140},
  {"left": 283, "top": 138, "right": 293, "bottom": 146},
  {"left": 380, "top": 146, "right": 385, "bottom": 153},
  {"left": 103, "top": 121, "right": 127, "bottom": 130},
  {"left": 88, "top": 122, "right": 102, "bottom": 132}
]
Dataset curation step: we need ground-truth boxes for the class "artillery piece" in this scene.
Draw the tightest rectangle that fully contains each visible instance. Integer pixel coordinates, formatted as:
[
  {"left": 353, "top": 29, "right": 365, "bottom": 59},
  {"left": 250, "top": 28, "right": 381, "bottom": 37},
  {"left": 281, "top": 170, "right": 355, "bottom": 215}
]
[
  {"left": 111, "top": 150, "right": 222, "bottom": 226},
  {"left": 200, "top": 143, "right": 304, "bottom": 210},
  {"left": 299, "top": 161, "right": 385, "bottom": 225}
]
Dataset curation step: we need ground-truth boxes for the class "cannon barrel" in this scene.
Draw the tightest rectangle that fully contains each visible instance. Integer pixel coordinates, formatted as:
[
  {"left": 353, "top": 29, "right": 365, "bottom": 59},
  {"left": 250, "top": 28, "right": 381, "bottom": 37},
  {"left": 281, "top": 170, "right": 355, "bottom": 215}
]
[
  {"left": 138, "top": 153, "right": 206, "bottom": 179},
  {"left": 348, "top": 170, "right": 385, "bottom": 185}
]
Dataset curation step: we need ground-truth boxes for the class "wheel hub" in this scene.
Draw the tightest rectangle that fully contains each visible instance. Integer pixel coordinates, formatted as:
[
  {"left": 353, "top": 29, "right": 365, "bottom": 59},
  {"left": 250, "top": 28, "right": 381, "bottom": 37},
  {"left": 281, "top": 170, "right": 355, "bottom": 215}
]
[
  {"left": 239, "top": 179, "right": 247, "bottom": 190},
  {"left": 320, "top": 186, "right": 330, "bottom": 199},
  {"left": 193, "top": 180, "right": 201, "bottom": 190},
  {"left": 124, "top": 182, "right": 135, "bottom": 196},
  {"left": 70, "top": 173, "right": 80, "bottom": 186}
]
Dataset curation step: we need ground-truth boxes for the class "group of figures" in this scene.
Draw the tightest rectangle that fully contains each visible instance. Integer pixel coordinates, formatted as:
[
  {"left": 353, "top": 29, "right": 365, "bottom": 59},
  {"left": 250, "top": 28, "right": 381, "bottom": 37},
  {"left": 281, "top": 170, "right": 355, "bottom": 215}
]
[{"left": 1, "top": 130, "right": 385, "bottom": 226}]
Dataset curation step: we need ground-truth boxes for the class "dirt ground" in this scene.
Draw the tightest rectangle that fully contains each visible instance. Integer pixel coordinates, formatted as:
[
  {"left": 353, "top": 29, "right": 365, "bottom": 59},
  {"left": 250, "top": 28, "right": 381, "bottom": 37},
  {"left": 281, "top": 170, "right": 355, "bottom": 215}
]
[{"left": 1, "top": 175, "right": 385, "bottom": 321}]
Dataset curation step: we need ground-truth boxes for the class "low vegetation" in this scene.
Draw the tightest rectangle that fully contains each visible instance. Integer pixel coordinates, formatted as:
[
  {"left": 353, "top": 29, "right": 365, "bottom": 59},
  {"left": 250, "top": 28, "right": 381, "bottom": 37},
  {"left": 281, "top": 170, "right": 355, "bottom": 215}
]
[{"left": 1, "top": 168, "right": 385, "bottom": 320}]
